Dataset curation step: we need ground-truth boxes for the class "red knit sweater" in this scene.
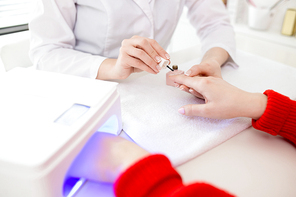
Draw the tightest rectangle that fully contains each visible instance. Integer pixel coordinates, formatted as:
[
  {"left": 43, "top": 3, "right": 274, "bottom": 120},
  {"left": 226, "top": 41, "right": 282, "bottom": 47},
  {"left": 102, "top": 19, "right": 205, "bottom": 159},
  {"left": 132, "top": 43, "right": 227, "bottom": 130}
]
[
  {"left": 114, "top": 154, "right": 234, "bottom": 197},
  {"left": 252, "top": 90, "right": 296, "bottom": 145},
  {"left": 114, "top": 90, "right": 296, "bottom": 197}
]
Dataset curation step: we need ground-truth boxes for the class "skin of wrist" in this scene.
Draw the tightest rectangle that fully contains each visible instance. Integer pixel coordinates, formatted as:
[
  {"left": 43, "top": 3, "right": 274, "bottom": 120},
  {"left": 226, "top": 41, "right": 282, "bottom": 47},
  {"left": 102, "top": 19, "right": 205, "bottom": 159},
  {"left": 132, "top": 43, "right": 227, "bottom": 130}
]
[
  {"left": 116, "top": 140, "right": 150, "bottom": 178},
  {"left": 201, "top": 47, "right": 229, "bottom": 67},
  {"left": 96, "top": 59, "right": 118, "bottom": 80},
  {"left": 201, "top": 58, "right": 220, "bottom": 67},
  {"left": 245, "top": 93, "right": 268, "bottom": 120}
]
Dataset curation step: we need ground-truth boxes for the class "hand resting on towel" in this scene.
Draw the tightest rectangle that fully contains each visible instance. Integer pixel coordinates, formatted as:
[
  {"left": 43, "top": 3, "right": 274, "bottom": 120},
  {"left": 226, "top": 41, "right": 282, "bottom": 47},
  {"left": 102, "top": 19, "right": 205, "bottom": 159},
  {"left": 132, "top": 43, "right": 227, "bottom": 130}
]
[{"left": 171, "top": 75, "right": 267, "bottom": 120}]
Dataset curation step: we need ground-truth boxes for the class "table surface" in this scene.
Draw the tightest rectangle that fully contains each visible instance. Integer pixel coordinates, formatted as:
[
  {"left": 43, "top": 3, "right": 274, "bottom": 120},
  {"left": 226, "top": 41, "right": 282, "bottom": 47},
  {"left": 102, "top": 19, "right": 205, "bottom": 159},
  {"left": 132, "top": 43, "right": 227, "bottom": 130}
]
[{"left": 176, "top": 126, "right": 296, "bottom": 197}]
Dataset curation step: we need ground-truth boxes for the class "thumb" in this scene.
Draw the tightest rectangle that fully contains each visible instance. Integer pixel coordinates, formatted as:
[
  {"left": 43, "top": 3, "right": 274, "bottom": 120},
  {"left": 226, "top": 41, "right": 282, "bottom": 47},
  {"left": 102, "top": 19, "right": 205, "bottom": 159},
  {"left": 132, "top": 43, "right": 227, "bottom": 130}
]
[
  {"left": 185, "top": 64, "right": 202, "bottom": 77},
  {"left": 178, "top": 104, "right": 207, "bottom": 117}
]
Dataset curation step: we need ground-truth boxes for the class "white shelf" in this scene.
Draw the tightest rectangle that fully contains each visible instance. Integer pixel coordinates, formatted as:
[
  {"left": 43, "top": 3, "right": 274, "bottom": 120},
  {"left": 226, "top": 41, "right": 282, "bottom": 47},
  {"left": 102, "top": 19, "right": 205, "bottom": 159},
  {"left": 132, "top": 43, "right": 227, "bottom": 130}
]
[
  {"left": 0, "top": 31, "right": 29, "bottom": 48},
  {"left": 234, "top": 24, "right": 296, "bottom": 49}
]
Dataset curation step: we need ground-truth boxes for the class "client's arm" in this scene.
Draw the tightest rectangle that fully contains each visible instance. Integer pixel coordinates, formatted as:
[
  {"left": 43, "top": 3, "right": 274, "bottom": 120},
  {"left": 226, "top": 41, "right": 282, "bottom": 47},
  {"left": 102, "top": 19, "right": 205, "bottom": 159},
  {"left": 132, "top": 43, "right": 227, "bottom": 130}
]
[
  {"left": 67, "top": 132, "right": 234, "bottom": 197},
  {"left": 252, "top": 90, "right": 296, "bottom": 145},
  {"left": 114, "top": 153, "right": 234, "bottom": 197},
  {"left": 171, "top": 75, "right": 296, "bottom": 145}
]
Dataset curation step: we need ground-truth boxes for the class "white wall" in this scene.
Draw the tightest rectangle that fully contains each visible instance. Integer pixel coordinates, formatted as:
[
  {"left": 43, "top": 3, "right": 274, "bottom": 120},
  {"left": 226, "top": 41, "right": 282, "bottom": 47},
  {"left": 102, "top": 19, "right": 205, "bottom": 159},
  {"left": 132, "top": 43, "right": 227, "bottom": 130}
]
[{"left": 228, "top": 0, "right": 296, "bottom": 32}]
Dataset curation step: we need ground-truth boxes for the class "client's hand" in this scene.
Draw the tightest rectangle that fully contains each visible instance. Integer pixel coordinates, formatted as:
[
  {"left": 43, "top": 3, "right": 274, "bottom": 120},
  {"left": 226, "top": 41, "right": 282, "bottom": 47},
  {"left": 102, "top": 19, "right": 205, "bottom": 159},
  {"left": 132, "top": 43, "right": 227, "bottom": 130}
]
[
  {"left": 175, "top": 59, "right": 222, "bottom": 99},
  {"left": 176, "top": 50, "right": 223, "bottom": 98},
  {"left": 67, "top": 132, "right": 150, "bottom": 183},
  {"left": 170, "top": 75, "right": 267, "bottom": 120}
]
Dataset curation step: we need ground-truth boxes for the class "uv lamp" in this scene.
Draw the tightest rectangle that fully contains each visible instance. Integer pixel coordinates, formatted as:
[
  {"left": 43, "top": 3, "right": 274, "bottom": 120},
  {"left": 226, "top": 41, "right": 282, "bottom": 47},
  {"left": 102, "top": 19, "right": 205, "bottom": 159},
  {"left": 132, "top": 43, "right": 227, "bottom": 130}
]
[{"left": 0, "top": 68, "right": 122, "bottom": 197}]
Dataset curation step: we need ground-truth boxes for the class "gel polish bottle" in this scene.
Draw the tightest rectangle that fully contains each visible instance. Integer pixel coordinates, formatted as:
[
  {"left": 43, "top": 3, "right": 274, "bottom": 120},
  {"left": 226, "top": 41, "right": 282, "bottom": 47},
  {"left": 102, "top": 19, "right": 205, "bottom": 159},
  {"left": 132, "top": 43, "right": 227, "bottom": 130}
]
[{"left": 166, "top": 65, "right": 184, "bottom": 86}]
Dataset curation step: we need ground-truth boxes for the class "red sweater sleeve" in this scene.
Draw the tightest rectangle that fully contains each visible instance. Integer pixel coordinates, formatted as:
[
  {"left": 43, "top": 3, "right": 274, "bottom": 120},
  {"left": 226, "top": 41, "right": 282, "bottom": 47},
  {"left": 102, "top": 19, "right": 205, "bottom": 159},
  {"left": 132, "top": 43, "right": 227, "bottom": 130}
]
[
  {"left": 114, "top": 154, "right": 234, "bottom": 197},
  {"left": 252, "top": 90, "right": 296, "bottom": 145}
]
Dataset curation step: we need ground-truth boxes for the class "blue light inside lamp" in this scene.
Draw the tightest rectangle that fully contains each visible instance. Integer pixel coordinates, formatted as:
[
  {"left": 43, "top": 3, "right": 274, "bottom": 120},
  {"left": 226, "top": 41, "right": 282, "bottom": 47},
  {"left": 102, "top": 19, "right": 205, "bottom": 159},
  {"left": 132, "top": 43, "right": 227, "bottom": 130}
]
[
  {"left": 63, "top": 114, "right": 119, "bottom": 196},
  {"left": 64, "top": 177, "right": 86, "bottom": 197}
]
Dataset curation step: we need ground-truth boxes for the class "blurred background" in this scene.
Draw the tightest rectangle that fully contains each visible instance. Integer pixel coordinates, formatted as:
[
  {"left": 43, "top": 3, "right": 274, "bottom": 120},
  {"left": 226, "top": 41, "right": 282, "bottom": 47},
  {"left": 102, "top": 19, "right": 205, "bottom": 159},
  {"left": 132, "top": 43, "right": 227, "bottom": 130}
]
[
  {"left": 169, "top": 0, "right": 296, "bottom": 67},
  {"left": 0, "top": 0, "right": 296, "bottom": 72}
]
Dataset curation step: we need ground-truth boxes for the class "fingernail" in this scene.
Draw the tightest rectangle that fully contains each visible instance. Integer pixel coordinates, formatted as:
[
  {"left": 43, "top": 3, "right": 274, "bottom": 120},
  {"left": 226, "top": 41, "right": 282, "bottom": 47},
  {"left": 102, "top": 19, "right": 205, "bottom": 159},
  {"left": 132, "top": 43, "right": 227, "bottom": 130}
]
[
  {"left": 155, "top": 56, "right": 161, "bottom": 63},
  {"left": 165, "top": 53, "right": 170, "bottom": 59},
  {"left": 178, "top": 108, "right": 185, "bottom": 115},
  {"left": 156, "top": 65, "right": 161, "bottom": 71},
  {"left": 189, "top": 89, "right": 193, "bottom": 93},
  {"left": 174, "top": 83, "right": 179, "bottom": 88},
  {"left": 185, "top": 70, "right": 191, "bottom": 76}
]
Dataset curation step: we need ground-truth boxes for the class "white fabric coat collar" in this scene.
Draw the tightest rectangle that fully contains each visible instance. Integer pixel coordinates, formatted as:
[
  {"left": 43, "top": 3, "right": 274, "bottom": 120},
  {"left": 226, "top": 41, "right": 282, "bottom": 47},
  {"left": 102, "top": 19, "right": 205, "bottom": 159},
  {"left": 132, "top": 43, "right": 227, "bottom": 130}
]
[{"left": 132, "top": 0, "right": 155, "bottom": 31}]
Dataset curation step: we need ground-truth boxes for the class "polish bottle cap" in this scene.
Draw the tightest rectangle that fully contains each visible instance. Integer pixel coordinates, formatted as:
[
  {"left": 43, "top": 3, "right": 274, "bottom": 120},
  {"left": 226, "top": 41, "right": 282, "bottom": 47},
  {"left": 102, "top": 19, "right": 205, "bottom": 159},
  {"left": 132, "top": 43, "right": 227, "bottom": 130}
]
[{"left": 159, "top": 58, "right": 170, "bottom": 69}]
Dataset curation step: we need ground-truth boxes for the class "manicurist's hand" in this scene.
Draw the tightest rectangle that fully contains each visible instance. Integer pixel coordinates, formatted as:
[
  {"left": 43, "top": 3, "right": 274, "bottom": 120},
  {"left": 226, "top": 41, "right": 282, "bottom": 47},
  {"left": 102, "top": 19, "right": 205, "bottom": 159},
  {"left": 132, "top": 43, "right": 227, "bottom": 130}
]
[
  {"left": 96, "top": 35, "right": 170, "bottom": 80},
  {"left": 170, "top": 75, "right": 268, "bottom": 120}
]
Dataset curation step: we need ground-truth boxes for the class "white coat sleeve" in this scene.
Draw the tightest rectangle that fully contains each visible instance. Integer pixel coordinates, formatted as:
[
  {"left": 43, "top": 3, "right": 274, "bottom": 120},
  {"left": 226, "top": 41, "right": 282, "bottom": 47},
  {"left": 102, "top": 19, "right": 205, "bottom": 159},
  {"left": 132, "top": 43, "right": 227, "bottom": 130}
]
[
  {"left": 185, "top": 0, "right": 237, "bottom": 65},
  {"left": 29, "top": 0, "right": 106, "bottom": 79}
]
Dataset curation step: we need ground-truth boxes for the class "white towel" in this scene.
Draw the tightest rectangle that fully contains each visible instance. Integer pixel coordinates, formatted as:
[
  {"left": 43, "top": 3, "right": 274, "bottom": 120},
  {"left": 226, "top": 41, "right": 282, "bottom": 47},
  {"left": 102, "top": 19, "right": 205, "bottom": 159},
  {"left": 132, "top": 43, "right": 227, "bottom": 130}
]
[{"left": 117, "top": 50, "right": 296, "bottom": 166}]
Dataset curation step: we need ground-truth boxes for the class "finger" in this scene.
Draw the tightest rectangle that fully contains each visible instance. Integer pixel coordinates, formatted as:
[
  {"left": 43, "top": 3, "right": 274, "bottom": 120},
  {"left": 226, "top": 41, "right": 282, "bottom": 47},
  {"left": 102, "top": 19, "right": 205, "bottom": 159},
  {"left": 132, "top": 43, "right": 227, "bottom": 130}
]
[
  {"left": 126, "top": 47, "right": 159, "bottom": 73},
  {"left": 170, "top": 74, "right": 201, "bottom": 91},
  {"left": 147, "top": 38, "right": 170, "bottom": 60},
  {"left": 174, "top": 82, "right": 181, "bottom": 88},
  {"left": 179, "top": 84, "right": 204, "bottom": 99},
  {"left": 185, "top": 64, "right": 207, "bottom": 77},
  {"left": 178, "top": 104, "right": 207, "bottom": 117},
  {"left": 186, "top": 63, "right": 222, "bottom": 78},
  {"left": 179, "top": 84, "right": 190, "bottom": 93},
  {"left": 179, "top": 84, "right": 203, "bottom": 99},
  {"left": 189, "top": 89, "right": 204, "bottom": 99},
  {"left": 149, "top": 39, "right": 171, "bottom": 60},
  {"left": 129, "top": 36, "right": 163, "bottom": 65},
  {"left": 125, "top": 55, "right": 157, "bottom": 74},
  {"left": 133, "top": 68, "right": 143, "bottom": 73}
]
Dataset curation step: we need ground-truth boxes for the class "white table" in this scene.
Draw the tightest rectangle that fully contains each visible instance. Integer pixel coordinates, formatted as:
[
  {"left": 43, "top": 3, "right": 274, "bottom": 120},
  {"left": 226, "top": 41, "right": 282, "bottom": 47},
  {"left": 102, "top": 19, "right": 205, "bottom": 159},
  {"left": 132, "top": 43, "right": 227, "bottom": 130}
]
[{"left": 176, "top": 125, "right": 296, "bottom": 197}]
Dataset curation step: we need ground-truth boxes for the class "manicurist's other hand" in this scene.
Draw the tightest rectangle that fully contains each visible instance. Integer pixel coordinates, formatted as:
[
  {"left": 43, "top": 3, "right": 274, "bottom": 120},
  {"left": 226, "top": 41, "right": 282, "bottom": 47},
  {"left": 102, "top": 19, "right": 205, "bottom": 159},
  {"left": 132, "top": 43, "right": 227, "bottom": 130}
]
[
  {"left": 170, "top": 75, "right": 268, "bottom": 120},
  {"left": 97, "top": 35, "right": 170, "bottom": 80},
  {"left": 185, "top": 58, "right": 222, "bottom": 79}
]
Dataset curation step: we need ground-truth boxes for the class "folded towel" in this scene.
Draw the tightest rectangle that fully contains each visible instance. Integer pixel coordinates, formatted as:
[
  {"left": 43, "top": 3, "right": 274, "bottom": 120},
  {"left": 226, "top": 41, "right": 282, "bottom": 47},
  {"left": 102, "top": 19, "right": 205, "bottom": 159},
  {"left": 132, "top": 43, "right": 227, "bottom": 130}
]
[{"left": 117, "top": 50, "right": 296, "bottom": 166}]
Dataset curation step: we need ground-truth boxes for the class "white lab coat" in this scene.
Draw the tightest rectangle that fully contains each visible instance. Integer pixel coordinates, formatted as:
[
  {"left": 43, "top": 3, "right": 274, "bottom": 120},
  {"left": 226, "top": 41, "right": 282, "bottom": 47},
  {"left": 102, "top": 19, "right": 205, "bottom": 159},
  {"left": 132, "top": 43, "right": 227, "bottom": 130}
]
[{"left": 29, "top": 0, "right": 236, "bottom": 79}]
